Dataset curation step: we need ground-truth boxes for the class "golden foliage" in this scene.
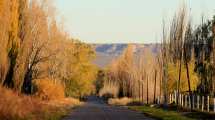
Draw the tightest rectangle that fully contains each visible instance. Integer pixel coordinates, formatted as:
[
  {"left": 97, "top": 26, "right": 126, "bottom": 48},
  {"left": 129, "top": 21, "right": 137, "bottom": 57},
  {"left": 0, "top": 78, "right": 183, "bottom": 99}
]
[
  {"left": 0, "top": 0, "right": 92, "bottom": 119},
  {"left": 35, "top": 79, "right": 65, "bottom": 100},
  {"left": 107, "top": 44, "right": 136, "bottom": 97},
  {"left": 48, "top": 40, "right": 97, "bottom": 98},
  {"left": 0, "top": 0, "right": 97, "bottom": 97},
  {"left": 9, "top": 0, "right": 20, "bottom": 48},
  {"left": 0, "top": 0, "right": 10, "bottom": 84},
  {"left": 167, "top": 59, "right": 199, "bottom": 93},
  {"left": 105, "top": 45, "right": 161, "bottom": 103}
]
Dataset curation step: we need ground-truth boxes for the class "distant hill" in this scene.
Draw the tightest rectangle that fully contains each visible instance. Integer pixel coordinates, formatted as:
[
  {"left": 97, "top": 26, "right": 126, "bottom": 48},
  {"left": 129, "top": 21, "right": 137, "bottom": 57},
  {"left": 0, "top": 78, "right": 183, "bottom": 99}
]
[
  {"left": 92, "top": 43, "right": 160, "bottom": 68},
  {"left": 94, "top": 44, "right": 127, "bottom": 55}
]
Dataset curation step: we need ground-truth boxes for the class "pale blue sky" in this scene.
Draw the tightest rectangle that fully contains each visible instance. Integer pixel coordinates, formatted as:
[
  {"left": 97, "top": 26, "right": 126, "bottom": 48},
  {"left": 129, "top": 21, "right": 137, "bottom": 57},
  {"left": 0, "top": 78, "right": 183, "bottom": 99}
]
[{"left": 54, "top": 0, "right": 215, "bottom": 43}]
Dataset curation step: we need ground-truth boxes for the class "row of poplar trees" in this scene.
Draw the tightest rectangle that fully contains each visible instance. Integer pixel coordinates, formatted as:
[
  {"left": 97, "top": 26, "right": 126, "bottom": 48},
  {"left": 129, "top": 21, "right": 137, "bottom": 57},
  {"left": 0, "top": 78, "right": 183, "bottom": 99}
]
[
  {"left": 100, "top": 6, "right": 215, "bottom": 106},
  {"left": 161, "top": 6, "right": 215, "bottom": 107},
  {"left": 0, "top": 0, "right": 31, "bottom": 93},
  {"left": 0, "top": 0, "right": 97, "bottom": 97}
]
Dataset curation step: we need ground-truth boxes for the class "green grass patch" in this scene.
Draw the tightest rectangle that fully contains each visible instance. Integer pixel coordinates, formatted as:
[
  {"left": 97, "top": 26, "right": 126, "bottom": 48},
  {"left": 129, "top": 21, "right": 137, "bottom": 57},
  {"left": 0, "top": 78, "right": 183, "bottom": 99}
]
[
  {"left": 43, "top": 108, "right": 68, "bottom": 120},
  {"left": 23, "top": 107, "right": 70, "bottom": 120},
  {"left": 129, "top": 106, "right": 195, "bottom": 120}
]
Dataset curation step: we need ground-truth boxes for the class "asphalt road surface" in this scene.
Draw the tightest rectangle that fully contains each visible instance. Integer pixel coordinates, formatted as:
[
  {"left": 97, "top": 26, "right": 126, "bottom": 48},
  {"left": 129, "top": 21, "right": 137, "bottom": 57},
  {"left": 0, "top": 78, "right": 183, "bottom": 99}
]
[{"left": 63, "top": 96, "right": 154, "bottom": 120}]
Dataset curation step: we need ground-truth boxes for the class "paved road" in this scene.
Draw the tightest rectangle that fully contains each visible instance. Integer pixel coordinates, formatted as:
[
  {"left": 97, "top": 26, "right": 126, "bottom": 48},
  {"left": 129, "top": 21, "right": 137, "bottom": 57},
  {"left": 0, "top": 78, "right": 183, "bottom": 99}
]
[{"left": 63, "top": 96, "right": 154, "bottom": 120}]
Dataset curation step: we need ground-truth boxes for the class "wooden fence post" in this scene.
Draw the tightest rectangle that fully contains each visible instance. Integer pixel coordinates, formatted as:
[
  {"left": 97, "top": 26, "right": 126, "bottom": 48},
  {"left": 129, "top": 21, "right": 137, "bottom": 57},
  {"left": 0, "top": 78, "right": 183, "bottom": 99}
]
[
  {"left": 157, "top": 96, "right": 160, "bottom": 104},
  {"left": 192, "top": 95, "right": 195, "bottom": 109},
  {"left": 161, "top": 96, "right": 163, "bottom": 104},
  {"left": 202, "top": 96, "right": 204, "bottom": 111},
  {"left": 189, "top": 95, "right": 191, "bottom": 109},
  {"left": 181, "top": 94, "right": 183, "bottom": 106},
  {"left": 185, "top": 95, "right": 187, "bottom": 108},
  {"left": 207, "top": 96, "right": 210, "bottom": 112},
  {"left": 181, "top": 94, "right": 184, "bottom": 107},
  {"left": 213, "top": 98, "right": 215, "bottom": 112},
  {"left": 171, "top": 93, "right": 173, "bottom": 103},
  {"left": 197, "top": 95, "right": 200, "bottom": 109},
  {"left": 172, "top": 93, "right": 175, "bottom": 103}
]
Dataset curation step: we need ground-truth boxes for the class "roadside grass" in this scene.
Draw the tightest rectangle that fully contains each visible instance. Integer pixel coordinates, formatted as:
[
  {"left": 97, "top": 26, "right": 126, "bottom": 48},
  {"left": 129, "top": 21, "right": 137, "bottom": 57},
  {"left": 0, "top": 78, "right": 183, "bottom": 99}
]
[
  {"left": 107, "top": 97, "right": 143, "bottom": 106},
  {"left": 107, "top": 97, "right": 215, "bottom": 120},
  {"left": 28, "top": 108, "right": 67, "bottom": 120},
  {"left": 0, "top": 86, "right": 81, "bottom": 120},
  {"left": 108, "top": 97, "right": 132, "bottom": 106},
  {"left": 34, "top": 98, "right": 82, "bottom": 120},
  {"left": 41, "top": 98, "right": 82, "bottom": 120},
  {"left": 183, "top": 110, "right": 215, "bottom": 120},
  {"left": 128, "top": 105, "right": 195, "bottom": 120},
  {"left": 41, "top": 107, "right": 69, "bottom": 120}
]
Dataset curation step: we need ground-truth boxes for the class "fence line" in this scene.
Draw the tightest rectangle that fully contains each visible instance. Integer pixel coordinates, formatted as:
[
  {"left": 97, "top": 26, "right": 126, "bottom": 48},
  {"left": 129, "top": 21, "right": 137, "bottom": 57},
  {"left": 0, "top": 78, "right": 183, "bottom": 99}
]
[{"left": 162, "top": 93, "right": 215, "bottom": 112}]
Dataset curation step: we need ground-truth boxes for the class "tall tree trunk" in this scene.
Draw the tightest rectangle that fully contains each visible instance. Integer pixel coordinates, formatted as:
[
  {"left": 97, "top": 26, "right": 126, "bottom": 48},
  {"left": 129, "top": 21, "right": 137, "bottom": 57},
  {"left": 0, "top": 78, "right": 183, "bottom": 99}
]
[
  {"left": 139, "top": 78, "right": 141, "bottom": 102},
  {"left": 141, "top": 74, "right": 144, "bottom": 103},
  {"left": 147, "top": 75, "right": 149, "bottom": 104},
  {"left": 22, "top": 68, "right": 32, "bottom": 94},
  {"left": 3, "top": 58, "right": 15, "bottom": 88},
  {"left": 163, "top": 60, "right": 168, "bottom": 106},
  {"left": 184, "top": 47, "right": 192, "bottom": 110},
  {"left": 212, "top": 22, "right": 215, "bottom": 95},
  {"left": 153, "top": 69, "right": 157, "bottom": 104},
  {"left": 160, "top": 67, "right": 162, "bottom": 102},
  {"left": 4, "top": 0, "right": 20, "bottom": 88},
  {"left": 142, "top": 82, "right": 144, "bottom": 103},
  {"left": 176, "top": 52, "right": 182, "bottom": 105}
]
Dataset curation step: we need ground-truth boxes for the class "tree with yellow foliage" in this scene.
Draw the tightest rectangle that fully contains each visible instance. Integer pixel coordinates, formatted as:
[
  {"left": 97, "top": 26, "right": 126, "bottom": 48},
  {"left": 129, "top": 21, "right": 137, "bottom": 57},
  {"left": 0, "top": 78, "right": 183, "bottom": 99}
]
[
  {"left": 167, "top": 55, "right": 199, "bottom": 93},
  {"left": 0, "top": 0, "right": 10, "bottom": 84}
]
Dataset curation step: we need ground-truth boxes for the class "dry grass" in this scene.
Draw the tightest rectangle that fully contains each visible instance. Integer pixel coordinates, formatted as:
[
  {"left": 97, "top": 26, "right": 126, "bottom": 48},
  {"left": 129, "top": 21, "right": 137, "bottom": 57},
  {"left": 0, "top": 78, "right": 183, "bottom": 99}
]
[
  {"left": 108, "top": 97, "right": 133, "bottom": 106},
  {"left": 0, "top": 86, "right": 43, "bottom": 120},
  {"left": 99, "top": 82, "right": 119, "bottom": 98},
  {"left": 0, "top": 86, "right": 80, "bottom": 120},
  {"left": 35, "top": 79, "right": 65, "bottom": 101},
  {"left": 44, "top": 98, "right": 81, "bottom": 108}
]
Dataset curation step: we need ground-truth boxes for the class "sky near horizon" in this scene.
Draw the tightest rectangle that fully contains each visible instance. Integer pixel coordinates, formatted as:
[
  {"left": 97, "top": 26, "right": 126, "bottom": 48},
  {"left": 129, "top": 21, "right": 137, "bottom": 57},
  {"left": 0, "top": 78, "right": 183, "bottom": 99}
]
[{"left": 54, "top": 0, "right": 215, "bottom": 43}]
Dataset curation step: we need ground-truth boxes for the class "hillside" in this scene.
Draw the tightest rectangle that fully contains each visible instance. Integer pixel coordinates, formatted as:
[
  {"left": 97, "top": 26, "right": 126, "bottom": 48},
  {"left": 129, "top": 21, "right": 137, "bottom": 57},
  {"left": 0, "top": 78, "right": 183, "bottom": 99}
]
[{"left": 92, "top": 43, "right": 160, "bottom": 68}]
